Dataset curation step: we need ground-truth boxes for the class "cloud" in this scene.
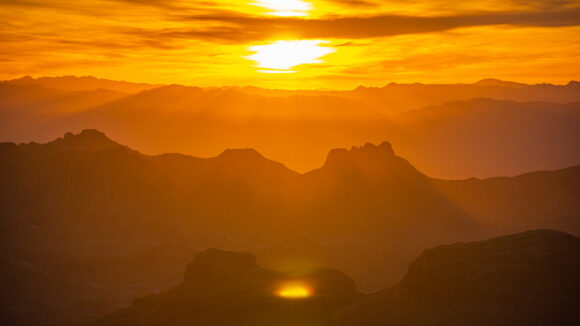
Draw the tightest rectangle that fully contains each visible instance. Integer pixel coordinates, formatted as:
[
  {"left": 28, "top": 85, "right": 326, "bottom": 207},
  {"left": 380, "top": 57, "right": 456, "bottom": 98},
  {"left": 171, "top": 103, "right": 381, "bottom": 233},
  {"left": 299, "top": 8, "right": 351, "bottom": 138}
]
[
  {"left": 326, "top": 0, "right": 379, "bottom": 7},
  {"left": 511, "top": 0, "right": 580, "bottom": 10},
  {"left": 173, "top": 8, "right": 580, "bottom": 42},
  {"left": 364, "top": 0, "right": 580, "bottom": 11}
]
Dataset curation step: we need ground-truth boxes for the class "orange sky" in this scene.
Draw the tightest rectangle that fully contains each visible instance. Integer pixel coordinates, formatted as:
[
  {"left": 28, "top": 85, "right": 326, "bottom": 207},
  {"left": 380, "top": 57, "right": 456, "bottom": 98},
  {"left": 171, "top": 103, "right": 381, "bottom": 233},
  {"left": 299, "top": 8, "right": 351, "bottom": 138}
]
[{"left": 1, "top": 0, "right": 579, "bottom": 89}]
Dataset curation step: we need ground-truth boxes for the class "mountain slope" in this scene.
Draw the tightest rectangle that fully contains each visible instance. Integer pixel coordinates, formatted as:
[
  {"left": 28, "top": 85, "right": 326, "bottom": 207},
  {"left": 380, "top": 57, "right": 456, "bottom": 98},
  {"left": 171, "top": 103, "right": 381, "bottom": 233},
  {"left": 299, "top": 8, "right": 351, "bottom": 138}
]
[
  {"left": 392, "top": 98, "right": 580, "bottom": 178},
  {"left": 431, "top": 165, "right": 580, "bottom": 234},
  {"left": 338, "top": 229, "right": 580, "bottom": 326},
  {"left": 0, "top": 84, "right": 126, "bottom": 143},
  {"left": 84, "top": 249, "right": 361, "bottom": 326}
]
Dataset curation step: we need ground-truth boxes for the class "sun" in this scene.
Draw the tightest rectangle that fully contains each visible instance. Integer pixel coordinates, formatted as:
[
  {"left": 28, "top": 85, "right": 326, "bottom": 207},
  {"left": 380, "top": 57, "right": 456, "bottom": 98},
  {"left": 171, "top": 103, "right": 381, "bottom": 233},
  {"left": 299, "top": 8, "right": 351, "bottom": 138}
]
[
  {"left": 252, "top": 0, "right": 313, "bottom": 16},
  {"left": 276, "top": 283, "right": 313, "bottom": 299},
  {"left": 246, "top": 40, "right": 336, "bottom": 73}
]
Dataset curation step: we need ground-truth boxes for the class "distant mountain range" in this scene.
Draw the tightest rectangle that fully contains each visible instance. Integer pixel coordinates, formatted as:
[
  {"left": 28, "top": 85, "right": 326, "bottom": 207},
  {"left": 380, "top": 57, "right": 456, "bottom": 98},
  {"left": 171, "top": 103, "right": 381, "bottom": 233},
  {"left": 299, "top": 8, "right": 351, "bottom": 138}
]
[
  {"left": 5, "top": 76, "right": 579, "bottom": 106},
  {"left": 82, "top": 230, "right": 580, "bottom": 326},
  {"left": 4, "top": 76, "right": 160, "bottom": 93},
  {"left": 1, "top": 76, "right": 580, "bottom": 178},
  {"left": 1, "top": 130, "right": 579, "bottom": 325}
]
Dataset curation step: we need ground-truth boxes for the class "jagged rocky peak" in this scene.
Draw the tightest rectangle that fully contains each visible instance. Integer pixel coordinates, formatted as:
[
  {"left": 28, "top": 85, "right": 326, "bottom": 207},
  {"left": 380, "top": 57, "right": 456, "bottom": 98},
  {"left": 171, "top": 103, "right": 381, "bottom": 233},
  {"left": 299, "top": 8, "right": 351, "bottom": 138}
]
[
  {"left": 213, "top": 148, "right": 298, "bottom": 177},
  {"left": 325, "top": 141, "right": 395, "bottom": 165},
  {"left": 48, "top": 129, "right": 122, "bottom": 152},
  {"left": 324, "top": 148, "right": 351, "bottom": 166},
  {"left": 321, "top": 141, "right": 417, "bottom": 178},
  {"left": 354, "top": 141, "right": 395, "bottom": 156},
  {"left": 66, "top": 129, "right": 105, "bottom": 139}
]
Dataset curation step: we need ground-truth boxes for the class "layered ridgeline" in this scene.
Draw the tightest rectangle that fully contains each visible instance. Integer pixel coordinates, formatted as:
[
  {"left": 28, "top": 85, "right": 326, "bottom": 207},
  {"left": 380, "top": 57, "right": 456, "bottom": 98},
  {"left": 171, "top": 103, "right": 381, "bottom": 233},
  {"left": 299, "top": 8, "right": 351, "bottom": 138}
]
[
  {"left": 85, "top": 230, "right": 580, "bottom": 326},
  {"left": 2, "top": 77, "right": 580, "bottom": 178},
  {"left": 1, "top": 130, "right": 579, "bottom": 325}
]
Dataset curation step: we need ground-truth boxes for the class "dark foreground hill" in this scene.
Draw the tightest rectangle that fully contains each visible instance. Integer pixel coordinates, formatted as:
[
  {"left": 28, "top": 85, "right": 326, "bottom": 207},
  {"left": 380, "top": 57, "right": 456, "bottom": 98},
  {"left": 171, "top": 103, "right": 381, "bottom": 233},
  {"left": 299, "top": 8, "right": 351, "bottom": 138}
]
[
  {"left": 338, "top": 229, "right": 580, "bottom": 326},
  {"left": 84, "top": 230, "right": 580, "bottom": 326},
  {"left": 84, "top": 249, "right": 361, "bottom": 326}
]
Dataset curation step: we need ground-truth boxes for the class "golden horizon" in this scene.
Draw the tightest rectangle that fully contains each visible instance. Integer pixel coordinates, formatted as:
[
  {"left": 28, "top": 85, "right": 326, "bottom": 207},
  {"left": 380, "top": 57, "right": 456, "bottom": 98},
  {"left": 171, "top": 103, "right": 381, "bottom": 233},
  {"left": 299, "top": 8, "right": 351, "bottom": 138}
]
[{"left": 0, "top": 1, "right": 578, "bottom": 89}]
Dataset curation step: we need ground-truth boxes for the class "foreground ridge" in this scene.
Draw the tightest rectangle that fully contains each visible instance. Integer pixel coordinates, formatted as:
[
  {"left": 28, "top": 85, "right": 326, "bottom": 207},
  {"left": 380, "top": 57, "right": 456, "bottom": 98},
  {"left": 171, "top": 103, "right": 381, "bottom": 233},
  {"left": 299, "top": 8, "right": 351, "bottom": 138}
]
[{"left": 338, "top": 229, "right": 580, "bottom": 326}]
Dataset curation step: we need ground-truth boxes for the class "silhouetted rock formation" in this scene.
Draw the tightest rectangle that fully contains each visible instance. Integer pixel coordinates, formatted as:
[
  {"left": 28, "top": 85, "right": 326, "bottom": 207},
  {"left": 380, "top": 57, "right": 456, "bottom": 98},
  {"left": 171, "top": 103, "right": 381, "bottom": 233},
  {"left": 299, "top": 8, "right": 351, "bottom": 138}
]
[
  {"left": 299, "top": 140, "right": 476, "bottom": 242},
  {"left": 48, "top": 129, "right": 123, "bottom": 152},
  {"left": 85, "top": 249, "right": 361, "bottom": 326},
  {"left": 320, "top": 141, "right": 421, "bottom": 183},
  {"left": 338, "top": 229, "right": 580, "bottom": 326},
  {"left": 85, "top": 231, "right": 580, "bottom": 326}
]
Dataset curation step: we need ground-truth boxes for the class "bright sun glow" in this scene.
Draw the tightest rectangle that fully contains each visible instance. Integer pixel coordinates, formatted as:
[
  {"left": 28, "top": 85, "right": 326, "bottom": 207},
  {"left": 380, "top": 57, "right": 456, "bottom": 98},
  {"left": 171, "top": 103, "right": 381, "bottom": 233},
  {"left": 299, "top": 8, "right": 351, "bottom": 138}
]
[
  {"left": 276, "top": 283, "right": 313, "bottom": 299},
  {"left": 252, "top": 0, "right": 312, "bottom": 16},
  {"left": 247, "top": 40, "right": 336, "bottom": 73}
]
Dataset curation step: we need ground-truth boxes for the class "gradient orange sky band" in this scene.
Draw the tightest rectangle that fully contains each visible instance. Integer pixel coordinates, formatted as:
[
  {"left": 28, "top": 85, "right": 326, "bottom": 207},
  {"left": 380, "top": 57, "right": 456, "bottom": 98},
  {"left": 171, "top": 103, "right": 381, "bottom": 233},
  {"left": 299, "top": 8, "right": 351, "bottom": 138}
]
[{"left": 1, "top": 0, "right": 579, "bottom": 89}]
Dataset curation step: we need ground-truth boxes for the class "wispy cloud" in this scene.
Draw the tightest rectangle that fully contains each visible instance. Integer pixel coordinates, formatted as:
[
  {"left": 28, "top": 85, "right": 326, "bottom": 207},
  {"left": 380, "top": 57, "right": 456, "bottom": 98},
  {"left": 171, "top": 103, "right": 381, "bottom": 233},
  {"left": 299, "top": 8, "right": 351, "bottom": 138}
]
[{"left": 176, "top": 8, "right": 580, "bottom": 42}]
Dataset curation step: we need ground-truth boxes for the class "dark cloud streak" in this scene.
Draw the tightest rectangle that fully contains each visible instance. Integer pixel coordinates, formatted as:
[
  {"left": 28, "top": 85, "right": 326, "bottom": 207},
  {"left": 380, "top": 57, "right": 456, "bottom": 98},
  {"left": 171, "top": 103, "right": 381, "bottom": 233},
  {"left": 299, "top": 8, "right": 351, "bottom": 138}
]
[
  {"left": 326, "top": 0, "right": 379, "bottom": 7},
  {"left": 172, "top": 8, "right": 580, "bottom": 42}
]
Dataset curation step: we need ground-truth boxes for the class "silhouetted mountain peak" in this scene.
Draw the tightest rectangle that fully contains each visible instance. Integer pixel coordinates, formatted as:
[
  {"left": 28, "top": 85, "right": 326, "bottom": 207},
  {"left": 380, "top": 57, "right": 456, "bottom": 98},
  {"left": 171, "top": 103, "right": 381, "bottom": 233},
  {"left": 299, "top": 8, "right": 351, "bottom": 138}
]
[
  {"left": 359, "top": 141, "right": 395, "bottom": 155},
  {"left": 70, "top": 129, "right": 104, "bottom": 138},
  {"left": 12, "top": 75, "right": 34, "bottom": 82},
  {"left": 474, "top": 78, "right": 528, "bottom": 88},
  {"left": 48, "top": 129, "right": 122, "bottom": 152},
  {"left": 322, "top": 141, "right": 415, "bottom": 178},
  {"left": 324, "top": 148, "right": 351, "bottom": 167},
  {"left": 350, "top": 141, "right": 395, "bottom": 158},
  {"left": 326, "top": 141, "right": 394, "bottom": 163},
  {"left": 217, "top": 148, "right": 264, "bottom": 161},
  {"left": 211, "top": 148, "right": 298, "bottom": 177}
]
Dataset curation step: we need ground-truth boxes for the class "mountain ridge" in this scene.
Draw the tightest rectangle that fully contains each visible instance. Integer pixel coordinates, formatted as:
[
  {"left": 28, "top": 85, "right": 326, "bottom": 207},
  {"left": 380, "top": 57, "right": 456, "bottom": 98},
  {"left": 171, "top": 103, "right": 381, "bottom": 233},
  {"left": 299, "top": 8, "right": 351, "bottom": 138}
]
[
  {"left": 4, "top": 75, "right": 160, "bottom": 93},
  {"left": 2, "top": 130, "right": 579, "bottom": 325},
  {"left": 5, "top": 128, "right": 580, "bottom": 183},
  {"left": 4, "top": 75, "right": 578, "bottom": 92},
  {"left": 3, "top": 83, "right": 579, "bottom": 178}
]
